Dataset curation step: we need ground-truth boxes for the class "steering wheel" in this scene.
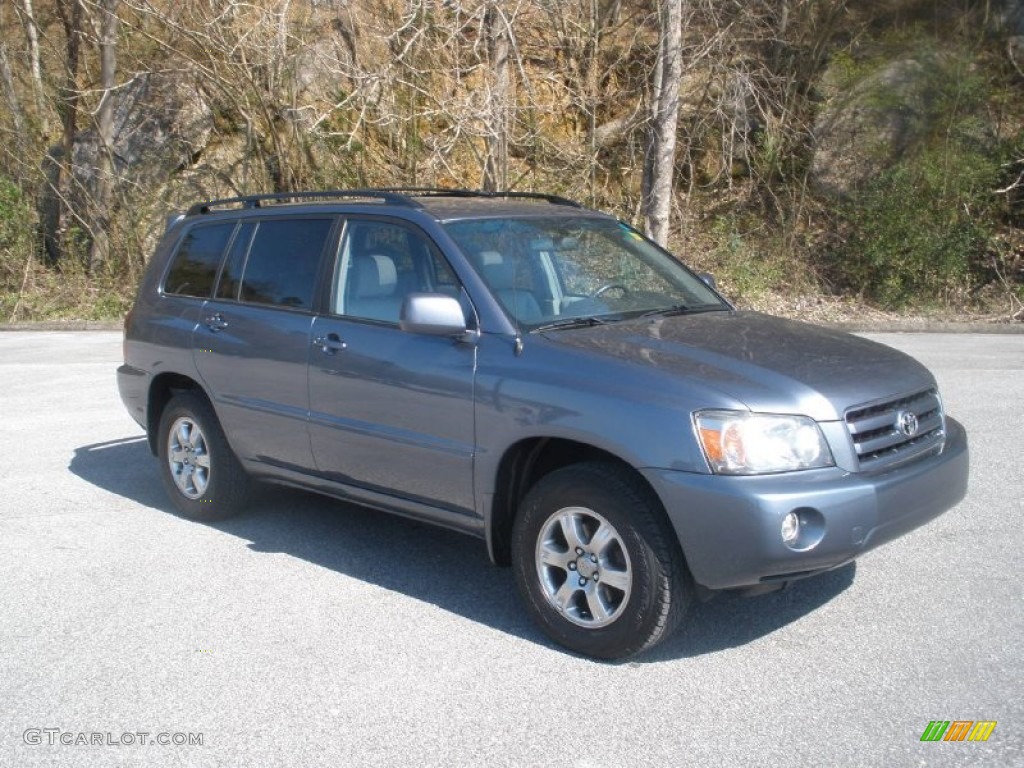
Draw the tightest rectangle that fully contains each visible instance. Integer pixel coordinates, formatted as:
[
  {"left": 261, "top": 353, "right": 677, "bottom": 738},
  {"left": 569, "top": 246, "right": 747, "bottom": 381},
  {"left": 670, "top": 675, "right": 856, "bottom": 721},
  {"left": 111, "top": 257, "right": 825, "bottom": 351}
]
[{"left": 590, "top": 282, "right": 629, "bottom": 299}]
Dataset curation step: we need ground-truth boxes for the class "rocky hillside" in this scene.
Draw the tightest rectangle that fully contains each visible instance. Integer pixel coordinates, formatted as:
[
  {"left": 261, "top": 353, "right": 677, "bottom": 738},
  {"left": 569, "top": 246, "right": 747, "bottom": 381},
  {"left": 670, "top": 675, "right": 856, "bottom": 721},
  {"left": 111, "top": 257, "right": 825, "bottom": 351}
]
[{"left": 0, "top": 0, "right": 1021, "bottom": 321}]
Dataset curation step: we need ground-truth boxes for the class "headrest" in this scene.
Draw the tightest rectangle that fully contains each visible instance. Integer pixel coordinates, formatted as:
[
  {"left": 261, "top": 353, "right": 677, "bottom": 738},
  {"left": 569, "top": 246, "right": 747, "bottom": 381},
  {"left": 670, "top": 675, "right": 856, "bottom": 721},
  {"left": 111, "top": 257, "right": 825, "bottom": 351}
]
[
  {"left": 477, "top": 250, "right": 519, "bottom": 290},
  {"left": 353, "top": 253, "right": 397, "bottom": 298}
]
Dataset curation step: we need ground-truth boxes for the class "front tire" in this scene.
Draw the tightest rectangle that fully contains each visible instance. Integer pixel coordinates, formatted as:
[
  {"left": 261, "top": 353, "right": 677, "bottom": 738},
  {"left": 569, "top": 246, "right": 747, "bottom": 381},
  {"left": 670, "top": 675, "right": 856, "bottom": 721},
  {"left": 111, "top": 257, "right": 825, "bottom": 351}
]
[
  {"left": 512, "top": 462, "right": 691, "bottom": 659},
  {"left": 157, "top": 391, "right": 249, "bottom": 521}
]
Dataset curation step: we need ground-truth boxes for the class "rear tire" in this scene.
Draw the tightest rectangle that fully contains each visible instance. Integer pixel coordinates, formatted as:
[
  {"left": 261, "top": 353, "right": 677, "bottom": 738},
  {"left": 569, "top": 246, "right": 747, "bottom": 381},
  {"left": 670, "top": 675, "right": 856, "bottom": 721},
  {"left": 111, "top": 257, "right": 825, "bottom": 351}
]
[
  {"left": 157, "top": 391, "right": 249, "bottom": 521},
  {"left": 511, "top": 462, "right": 691, "bottom": 659}
]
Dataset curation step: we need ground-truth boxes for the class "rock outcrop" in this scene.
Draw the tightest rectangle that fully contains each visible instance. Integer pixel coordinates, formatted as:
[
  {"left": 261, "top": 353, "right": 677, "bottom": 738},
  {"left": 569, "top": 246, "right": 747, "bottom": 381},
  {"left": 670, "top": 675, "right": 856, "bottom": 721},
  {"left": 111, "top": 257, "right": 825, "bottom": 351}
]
[{"left": 810, "top": 58, "right": 938, "bottom": 199}]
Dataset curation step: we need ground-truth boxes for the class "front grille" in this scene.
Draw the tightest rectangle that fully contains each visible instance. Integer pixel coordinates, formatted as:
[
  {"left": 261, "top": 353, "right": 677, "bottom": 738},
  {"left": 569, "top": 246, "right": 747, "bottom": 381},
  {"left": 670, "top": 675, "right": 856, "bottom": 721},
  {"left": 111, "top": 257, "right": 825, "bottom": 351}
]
[{"left": 845, "top": 388, "right": 945, "bottom": 472}]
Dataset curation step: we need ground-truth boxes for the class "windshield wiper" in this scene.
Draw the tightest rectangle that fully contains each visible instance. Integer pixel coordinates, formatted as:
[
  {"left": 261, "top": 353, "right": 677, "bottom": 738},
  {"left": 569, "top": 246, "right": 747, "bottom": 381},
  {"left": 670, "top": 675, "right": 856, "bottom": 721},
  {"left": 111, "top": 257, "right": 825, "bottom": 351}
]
[
  {"left": 639, "top": 304, "right": 728, "bottom": 319},
  {"left": 638, "top": 304, "right": 689, "bottom": 318},
  {"left": 531, "top": 315, "right": 609, "bottom": 333}
]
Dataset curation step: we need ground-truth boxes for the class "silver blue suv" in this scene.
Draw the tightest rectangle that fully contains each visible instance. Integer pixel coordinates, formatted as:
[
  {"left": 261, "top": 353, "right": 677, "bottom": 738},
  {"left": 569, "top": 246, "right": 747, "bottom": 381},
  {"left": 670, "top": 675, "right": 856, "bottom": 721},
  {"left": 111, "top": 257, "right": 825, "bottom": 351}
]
[{"left": 118, "top": 189, "right": 969, "bottom": 659}]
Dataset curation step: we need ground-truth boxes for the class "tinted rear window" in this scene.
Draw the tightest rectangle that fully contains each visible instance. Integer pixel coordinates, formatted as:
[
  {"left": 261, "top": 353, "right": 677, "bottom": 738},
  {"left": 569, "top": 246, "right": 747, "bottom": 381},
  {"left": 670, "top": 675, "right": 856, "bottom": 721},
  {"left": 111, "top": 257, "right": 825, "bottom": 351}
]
[{"left": 164, "top": 224, "right": 235, "bottom": 297}]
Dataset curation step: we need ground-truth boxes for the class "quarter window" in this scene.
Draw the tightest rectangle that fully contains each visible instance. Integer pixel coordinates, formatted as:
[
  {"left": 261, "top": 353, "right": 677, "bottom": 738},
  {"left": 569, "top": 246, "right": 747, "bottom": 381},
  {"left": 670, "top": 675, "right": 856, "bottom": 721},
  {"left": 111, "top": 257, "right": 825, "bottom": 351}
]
[
  {"left": 215, "top": 222, "right": 256, "bottom": 301},
  {"left": 164, "top": 223, "right": 235, "bottom": 298}
]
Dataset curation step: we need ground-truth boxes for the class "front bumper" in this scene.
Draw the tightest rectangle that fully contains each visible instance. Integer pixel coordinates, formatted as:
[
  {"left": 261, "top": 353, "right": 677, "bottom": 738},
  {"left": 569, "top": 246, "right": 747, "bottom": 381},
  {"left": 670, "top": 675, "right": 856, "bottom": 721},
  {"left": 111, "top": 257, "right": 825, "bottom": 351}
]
[{"left": 643, "top": 417, "right": 969, "bottom": 590}]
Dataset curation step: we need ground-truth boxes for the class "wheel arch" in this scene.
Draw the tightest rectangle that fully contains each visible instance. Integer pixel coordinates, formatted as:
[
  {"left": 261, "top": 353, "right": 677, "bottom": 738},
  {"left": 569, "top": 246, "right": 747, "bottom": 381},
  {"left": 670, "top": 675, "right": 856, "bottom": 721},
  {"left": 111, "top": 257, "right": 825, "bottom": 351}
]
[
  {"left": 486, "top": 437, "right": 673, "bottom": 567},
  {"left": 146, "top": 373, "right": 211, "bottom": 455}
]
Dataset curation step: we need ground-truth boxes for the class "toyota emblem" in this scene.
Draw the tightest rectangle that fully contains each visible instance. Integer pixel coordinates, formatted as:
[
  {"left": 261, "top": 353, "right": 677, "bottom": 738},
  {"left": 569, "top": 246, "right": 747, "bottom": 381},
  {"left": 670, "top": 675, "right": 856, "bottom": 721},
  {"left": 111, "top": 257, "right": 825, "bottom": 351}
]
[{"left": 897, "top": 410, "right": 919, "bottom": 437}]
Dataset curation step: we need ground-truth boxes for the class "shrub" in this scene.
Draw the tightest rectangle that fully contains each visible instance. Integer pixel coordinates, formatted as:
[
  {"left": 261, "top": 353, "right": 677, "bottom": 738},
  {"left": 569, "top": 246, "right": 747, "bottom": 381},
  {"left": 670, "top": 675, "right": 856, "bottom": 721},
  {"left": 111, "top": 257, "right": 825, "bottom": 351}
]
[
  {"left": 0, "top": 177, "right": 36, "bottom": 319},
  {"left": 832, "top": 144, "right": 997, "bottom": 307},
  {"left": 825, "top": 46, "right": 1016, "bottom": 309}
]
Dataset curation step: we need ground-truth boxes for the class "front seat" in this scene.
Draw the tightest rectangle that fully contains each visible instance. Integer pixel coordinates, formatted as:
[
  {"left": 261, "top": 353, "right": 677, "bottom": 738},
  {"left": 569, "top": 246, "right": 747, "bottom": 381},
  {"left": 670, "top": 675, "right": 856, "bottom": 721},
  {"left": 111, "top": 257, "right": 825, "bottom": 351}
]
[
  {"left": 348, "top": 252, "right": 402, "bottom": 322},
  {"left": 477, "top": 250, "right": 542, "bottom": 323}
]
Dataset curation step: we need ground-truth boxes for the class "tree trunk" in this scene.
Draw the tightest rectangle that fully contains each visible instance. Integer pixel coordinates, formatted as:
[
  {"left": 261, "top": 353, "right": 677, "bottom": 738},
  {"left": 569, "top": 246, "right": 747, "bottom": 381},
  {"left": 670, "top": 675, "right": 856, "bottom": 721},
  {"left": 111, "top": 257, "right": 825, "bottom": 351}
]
[
  {"left": 19, "top": 0, "right": 46, "bottom": 130},
  {"left": 0, "top": 40, "right": 31, "bottom": 186},
  {"left": 642, "top": 0, "right": 683, "bottom": 246},
  {"left": 90, "top": 0, "right": 119, "bottom": 271},
  {"left": 0, "top": 43, "right": 25, "bottom": 140},
  {"left": 52, "top": 0, "right": 84, "bottom": 265},
  {"left": 482, "top": 1, "right": 510, "bottom": 192}
]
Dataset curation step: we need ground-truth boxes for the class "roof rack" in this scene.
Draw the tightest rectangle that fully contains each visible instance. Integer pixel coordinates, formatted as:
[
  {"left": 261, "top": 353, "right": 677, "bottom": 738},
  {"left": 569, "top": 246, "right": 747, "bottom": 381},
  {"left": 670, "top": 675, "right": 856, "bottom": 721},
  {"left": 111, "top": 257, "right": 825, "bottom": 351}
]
[
  {"left": 376, "top": 188, "right": 583, "bottom": 208},
  {"left": 185, "top": 188, "right": 582, "bottom": 216},
  {"left": 185, "top": 189, "right": 414, "bottom": 216}
]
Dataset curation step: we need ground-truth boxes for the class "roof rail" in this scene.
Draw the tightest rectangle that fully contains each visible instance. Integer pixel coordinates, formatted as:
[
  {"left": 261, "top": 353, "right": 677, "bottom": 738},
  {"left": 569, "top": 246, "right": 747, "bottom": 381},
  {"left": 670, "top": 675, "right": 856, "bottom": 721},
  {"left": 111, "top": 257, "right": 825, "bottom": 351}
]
[
  {"left": 185, "top": 187, "right": 583, "bottom": 216},
  {"left": 490, "top": 191, "right": 582, "bottom": 208},
  {"left": 372, "top": 188, "right": 583, "bottom": 207},
  {"left": 185, "top": 189, "right": 416, "bottom": 216}
]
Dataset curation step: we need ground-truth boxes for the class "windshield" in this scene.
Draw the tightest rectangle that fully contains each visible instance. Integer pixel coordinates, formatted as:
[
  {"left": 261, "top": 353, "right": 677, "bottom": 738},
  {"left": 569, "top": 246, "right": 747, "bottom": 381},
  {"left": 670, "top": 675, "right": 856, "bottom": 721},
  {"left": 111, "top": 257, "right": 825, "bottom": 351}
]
[{"left": 443, "top": 216, "right": 729, "bottom": 329}]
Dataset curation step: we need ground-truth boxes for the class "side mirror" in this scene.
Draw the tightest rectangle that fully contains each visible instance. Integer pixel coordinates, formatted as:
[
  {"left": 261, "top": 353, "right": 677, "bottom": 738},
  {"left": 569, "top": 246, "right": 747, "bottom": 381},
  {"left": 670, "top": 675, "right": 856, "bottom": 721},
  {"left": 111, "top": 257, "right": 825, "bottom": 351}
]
[
  {"left": 400, "top": 293, "right": 468, "bottom": 336},
  {"left": 698, "top": 272, "right": 717, "bottom": 289}
]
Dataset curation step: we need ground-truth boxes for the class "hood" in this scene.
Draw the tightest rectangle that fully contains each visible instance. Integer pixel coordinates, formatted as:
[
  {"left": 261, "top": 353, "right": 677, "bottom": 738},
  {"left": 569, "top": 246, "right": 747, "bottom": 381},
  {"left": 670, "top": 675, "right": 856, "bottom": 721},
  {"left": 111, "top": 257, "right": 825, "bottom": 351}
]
[{"left": 539, "top": 310, "right": 936, "bottom": 421}]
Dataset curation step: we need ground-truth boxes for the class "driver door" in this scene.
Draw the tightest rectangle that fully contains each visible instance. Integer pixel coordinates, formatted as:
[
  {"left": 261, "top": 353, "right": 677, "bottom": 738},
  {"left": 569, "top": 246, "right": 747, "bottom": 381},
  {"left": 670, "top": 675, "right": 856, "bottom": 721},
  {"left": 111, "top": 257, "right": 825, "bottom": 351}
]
[{"left": 306, "top": 217, "right": 477, "bottom": 515}]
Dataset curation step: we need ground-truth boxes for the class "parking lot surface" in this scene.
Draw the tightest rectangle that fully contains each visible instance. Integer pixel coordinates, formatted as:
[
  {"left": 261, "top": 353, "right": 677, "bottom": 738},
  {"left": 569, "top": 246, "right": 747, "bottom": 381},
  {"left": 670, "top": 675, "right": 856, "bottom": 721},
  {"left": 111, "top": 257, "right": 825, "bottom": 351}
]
[{"left": 0, "top": 331, "right": 1021, "bottom": 767}]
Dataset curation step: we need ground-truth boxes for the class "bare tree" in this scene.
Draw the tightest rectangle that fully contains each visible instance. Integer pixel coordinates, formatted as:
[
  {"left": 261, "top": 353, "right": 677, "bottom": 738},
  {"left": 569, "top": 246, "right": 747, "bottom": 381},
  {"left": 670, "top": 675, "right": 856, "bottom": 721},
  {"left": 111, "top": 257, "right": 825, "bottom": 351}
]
[
  {"left": 642, "top": 0, "right": 682, "bottom": 245},
  {"left": 16, "top": 0, "right": 46, "bottom": 129},
  {"left": 0, "top": 43, "right": 26, "bottom": 141},
  {"left": 51, "top": 0, "right": 85, "bottom": 264},
  {"left": 90, "top": 0, "right": 120, "bottom": 270},
  {"left": 481, "top": 0, "right": 510, "bottom": 192}
]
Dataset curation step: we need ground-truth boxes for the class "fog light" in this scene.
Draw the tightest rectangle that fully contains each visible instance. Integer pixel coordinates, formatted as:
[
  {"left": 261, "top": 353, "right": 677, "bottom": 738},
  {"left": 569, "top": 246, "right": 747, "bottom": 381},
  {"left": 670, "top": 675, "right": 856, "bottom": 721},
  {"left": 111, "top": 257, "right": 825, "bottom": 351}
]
[{"left": 781, "top": 512, "right": 800, "bottom": 545}]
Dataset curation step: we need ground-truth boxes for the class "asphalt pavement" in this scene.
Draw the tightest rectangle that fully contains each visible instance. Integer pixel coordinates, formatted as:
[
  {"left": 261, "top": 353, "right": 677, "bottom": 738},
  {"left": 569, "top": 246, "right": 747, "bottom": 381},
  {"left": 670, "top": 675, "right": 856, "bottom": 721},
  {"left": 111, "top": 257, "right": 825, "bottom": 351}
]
[{"left": 0, "top": 331, "right": 1021, "bottom": 767}]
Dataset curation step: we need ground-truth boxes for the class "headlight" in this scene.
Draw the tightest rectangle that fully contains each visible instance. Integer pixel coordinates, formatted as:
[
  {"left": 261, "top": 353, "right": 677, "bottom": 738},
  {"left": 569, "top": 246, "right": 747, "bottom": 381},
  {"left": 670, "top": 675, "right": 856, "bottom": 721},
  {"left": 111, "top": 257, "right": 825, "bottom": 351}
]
[{"left": 694, "top": 410, "right": 834, "bottom": 475}]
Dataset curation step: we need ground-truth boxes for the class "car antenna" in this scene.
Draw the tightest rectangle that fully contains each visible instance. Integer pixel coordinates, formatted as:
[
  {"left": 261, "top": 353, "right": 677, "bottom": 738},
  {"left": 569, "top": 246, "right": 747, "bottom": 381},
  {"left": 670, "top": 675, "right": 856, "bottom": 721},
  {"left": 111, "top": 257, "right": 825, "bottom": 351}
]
[
  {"left": 510, "top": 289, "right": 524, "bottom": 356},
  {"left": 511, "top": 264, "right": 524, "bottom": 356}
]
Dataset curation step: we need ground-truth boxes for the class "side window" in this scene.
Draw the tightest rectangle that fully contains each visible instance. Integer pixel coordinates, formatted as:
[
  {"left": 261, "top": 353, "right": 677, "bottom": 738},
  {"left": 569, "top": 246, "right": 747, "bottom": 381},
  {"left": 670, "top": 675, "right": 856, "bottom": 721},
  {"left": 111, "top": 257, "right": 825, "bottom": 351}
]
[
  {"left": 164, "top": 223, "right": 235, "bottom": 298},
  {"left": 333, "top": 221, "right": 459, "bottom": 323},
  {"left": 431, "top": 251, "right": 459, "bottom": 295},
  {"left": 239, "top": 218, "right": 333, "bottom": 310}
]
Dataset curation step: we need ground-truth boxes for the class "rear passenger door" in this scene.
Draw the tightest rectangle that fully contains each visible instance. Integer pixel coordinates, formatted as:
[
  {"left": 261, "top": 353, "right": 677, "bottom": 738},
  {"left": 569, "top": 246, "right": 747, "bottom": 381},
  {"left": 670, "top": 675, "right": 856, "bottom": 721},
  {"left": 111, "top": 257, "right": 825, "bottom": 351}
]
[
  {"left": 194, "top": 216, "right": 337, "bottom": 471},
  {"left": 307, "top": 217, "right": 477, "bottom": 516}
]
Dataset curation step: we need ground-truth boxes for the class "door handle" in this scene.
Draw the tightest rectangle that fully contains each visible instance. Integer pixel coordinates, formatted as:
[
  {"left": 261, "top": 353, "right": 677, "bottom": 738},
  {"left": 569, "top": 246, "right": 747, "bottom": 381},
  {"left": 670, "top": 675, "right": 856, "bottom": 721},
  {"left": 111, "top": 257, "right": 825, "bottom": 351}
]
[
  {"left": 204, "top": 313, "right": 228, "bottom": 332},
  {"left": 313, "top": 333, "right": 347, "bottom": 354}
]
